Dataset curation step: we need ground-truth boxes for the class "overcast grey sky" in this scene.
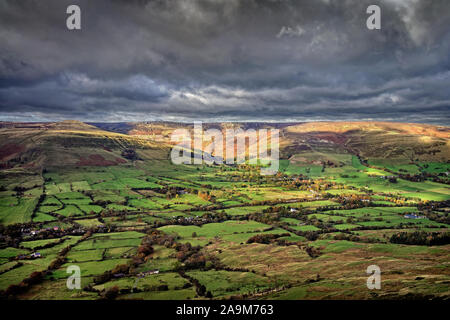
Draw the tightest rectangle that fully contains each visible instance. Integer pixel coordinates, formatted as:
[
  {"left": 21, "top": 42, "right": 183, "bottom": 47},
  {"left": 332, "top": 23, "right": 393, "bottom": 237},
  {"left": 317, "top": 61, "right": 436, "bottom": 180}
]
[{"left": 0, "top": 0, "right": 449, "bottom": 124}]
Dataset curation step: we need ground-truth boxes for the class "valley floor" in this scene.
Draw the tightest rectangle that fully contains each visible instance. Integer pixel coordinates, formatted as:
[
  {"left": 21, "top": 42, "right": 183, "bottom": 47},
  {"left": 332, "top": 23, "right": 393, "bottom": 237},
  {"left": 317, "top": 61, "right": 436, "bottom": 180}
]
[{"left": 0, "top": 156, "right": 449, "bottom": 300}]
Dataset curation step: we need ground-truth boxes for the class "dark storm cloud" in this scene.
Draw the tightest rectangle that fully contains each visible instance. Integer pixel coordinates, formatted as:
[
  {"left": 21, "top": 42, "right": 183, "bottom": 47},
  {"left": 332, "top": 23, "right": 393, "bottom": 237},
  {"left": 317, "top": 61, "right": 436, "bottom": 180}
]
[{"left": 0, "top": 0, "right": 449, "bottom": 123}]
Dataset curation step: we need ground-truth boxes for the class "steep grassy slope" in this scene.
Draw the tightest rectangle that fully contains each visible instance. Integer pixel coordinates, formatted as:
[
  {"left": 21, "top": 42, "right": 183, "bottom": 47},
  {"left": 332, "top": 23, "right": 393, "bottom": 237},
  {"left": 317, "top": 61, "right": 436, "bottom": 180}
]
[
  {"left": 1, "top": 120, "right": 448, "bottom": 178},
  {"left": 283, "top": 122, "right": 450, "bottom": 162},
  {"left": 0, "top": 120, "right": 170, "bottom": 172},
  {"left": 90, "top": 120, "right": 450, "bottom": 164}
]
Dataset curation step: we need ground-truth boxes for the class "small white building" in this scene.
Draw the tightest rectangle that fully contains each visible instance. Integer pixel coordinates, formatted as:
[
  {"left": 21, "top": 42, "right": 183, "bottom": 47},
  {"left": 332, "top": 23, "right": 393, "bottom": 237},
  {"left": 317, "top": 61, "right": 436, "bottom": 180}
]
[
  {"left": 31, "top": 252, "right": 41, "bottom": 258},
  {"left": 139, "top": 270, "right": 160, "bottom": 277}
]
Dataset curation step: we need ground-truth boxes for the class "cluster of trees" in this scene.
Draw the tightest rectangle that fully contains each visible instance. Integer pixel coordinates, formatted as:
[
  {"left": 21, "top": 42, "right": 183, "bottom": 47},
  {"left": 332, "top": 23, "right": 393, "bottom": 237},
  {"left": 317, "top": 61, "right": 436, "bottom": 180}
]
[
  {"left": 335, "top": 194, "right": 373, "bottom": 208},
  {"left": 303, "top": 231, "right": 320, "bottom": 241},
  {"left": 417, "top": 211, "right": 449, "bottom": 225},
  {"left": 302, "top": 245, "right": 322, "bottom": 258},
  {"left": 131, "top": 237, "right": 155, "bottom": 265},
  {"left": 198, "top": 190, "right": 216, "bottom": 203},
  {"left": 121, "top": 148, "right": 139, "bottom": 161},
  {"left": 431, "top": 176, "right": 450, "bottom": 185},
  {"left": 246, "top": 233, "right": 290, "bottom": 244},
  {"left": 262, "top": 206, "right": 290, "bottom": 214},
  {"left": 388, "top": 177, "right": 398, "bottom": 183},
  {"left": 331, "top": 232, "right": 361, "bottom": 242},
  {"left": 0, "top": 224, "right": 30, "bottom": 247},
  {"left": 135, "top": 231, "right": 218, "bottom": 271},
  {"left": 137, "top": 231, "right": 217, "bottom": 270},
  {"left": 417, "top": 201, "right": 450, "bottom": 225},
  {"left": 101, "top": 286, "right": 120, "bottom": 300},
  {"left": 137, "top": 242, "right": 154, "bottom": 256},
  {"left": 199, "top": 211, "right": 229, "bottom": 223},
  {"left": 165, "top": 187, "right": 178, "bottom": 199},
  {"left": 390, "top": 231, "right": 450, "bottom": 246},
  {"left": 13, "top": 185, "right": 27, "bottom": 196},
  {"left": 174, "top": 242, "right": 208, "bottom": 270},
  {"left": 248, "top": 211, "right": 280, "bottom": 225},
  {"left": 144, "top": 230, "right": 178, "bottom": 247}
]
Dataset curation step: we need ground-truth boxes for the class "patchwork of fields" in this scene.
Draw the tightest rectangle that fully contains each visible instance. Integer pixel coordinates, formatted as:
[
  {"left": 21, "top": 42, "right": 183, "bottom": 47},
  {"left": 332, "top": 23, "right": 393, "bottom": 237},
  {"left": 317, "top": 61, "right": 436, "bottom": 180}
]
[{"left": 0, "top": 121, "right": 449, "bottom": 300}]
